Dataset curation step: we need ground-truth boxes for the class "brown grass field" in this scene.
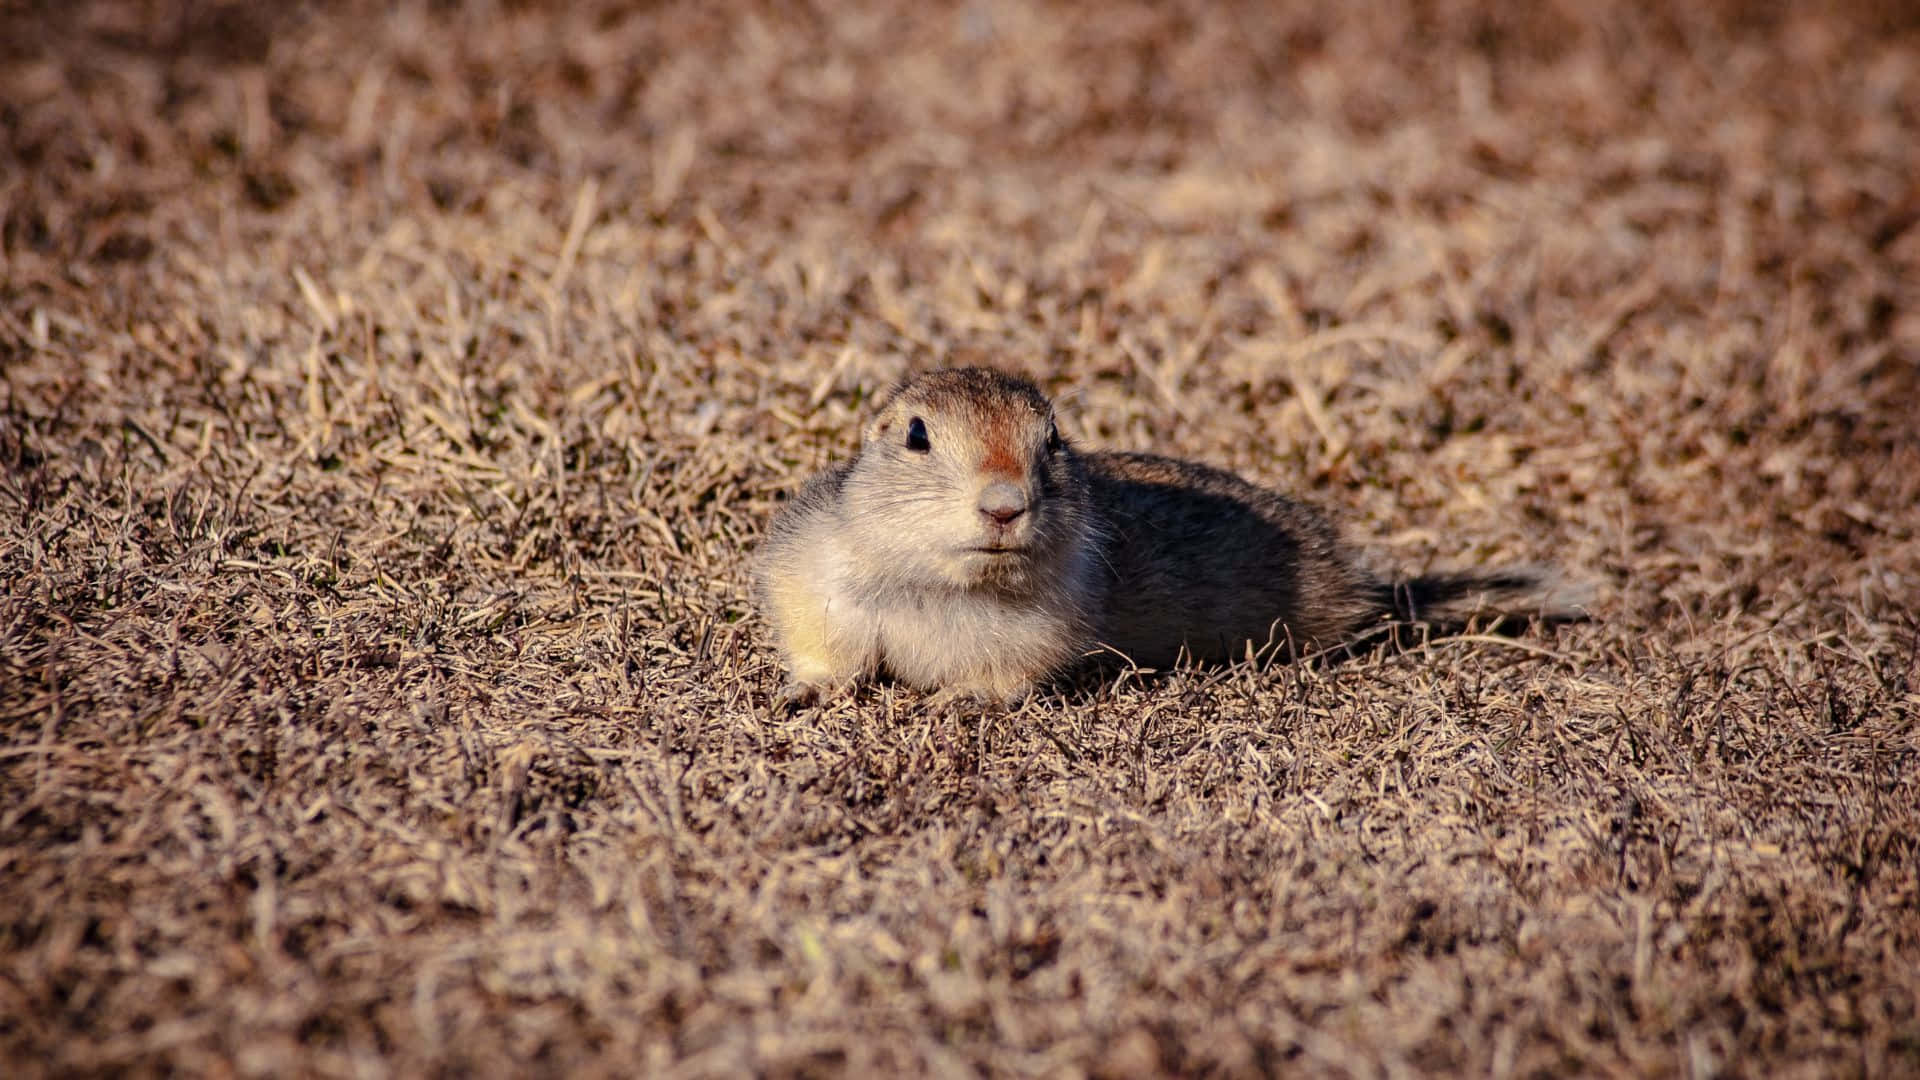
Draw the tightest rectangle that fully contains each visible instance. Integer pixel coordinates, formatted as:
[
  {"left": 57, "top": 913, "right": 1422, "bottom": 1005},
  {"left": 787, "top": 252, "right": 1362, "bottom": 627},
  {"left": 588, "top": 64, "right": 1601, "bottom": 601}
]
[{"left": 3, "top": 1, "right": 1918, "bottom": 1075}]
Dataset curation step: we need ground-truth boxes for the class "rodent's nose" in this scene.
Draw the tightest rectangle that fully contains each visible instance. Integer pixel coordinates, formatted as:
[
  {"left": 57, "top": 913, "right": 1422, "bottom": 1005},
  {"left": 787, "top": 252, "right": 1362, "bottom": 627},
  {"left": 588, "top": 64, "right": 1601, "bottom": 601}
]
[{"left": 978, "top": 482, "right": 1029, "bottom": 526}]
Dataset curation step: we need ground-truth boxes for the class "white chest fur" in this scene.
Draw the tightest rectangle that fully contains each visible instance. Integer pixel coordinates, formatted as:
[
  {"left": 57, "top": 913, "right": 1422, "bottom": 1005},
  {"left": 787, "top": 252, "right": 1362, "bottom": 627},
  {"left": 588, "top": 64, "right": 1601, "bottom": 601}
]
[{"left": 868, "top": 587, "right": 1082, "bottom": 696}]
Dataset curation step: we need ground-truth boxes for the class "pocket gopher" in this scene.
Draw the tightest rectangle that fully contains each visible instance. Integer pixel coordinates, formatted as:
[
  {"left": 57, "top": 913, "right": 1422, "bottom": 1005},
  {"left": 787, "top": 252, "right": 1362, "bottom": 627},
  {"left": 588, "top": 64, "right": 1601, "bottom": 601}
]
[{"left": 757, "top": 367, "right": 1575, "bottom": 704}]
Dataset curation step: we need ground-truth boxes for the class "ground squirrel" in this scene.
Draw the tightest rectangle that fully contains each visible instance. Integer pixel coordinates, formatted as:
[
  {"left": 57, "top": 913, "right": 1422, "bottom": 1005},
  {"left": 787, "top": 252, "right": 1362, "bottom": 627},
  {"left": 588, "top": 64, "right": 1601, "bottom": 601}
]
[{"left": 757, "top": 368, "right": 1574, "bottom": 704}]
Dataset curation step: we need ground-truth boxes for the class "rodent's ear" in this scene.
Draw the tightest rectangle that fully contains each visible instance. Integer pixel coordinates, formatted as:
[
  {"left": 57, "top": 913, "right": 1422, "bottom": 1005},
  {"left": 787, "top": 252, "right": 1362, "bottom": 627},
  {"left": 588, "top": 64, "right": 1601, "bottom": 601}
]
[{"left": 861, "top": 408, "right": 897, "bottom": 449}]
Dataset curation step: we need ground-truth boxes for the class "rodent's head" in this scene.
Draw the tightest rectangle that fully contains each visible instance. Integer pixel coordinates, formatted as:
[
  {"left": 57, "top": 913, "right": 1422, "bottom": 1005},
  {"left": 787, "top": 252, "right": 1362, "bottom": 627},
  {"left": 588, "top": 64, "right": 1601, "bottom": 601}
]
[{"left": 841, "top": 368, "right": 1090, "bottom": 591}]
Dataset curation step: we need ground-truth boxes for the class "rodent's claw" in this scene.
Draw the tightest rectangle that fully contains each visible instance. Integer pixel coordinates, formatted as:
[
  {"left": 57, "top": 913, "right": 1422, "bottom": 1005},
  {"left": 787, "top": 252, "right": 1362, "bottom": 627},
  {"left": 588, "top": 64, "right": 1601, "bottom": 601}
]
[
  {"left": 773, "top": 681, "right": 829, "bottom": 712},
  {"left": 773, "top": 678, "right": 864, "bottom": 713}
]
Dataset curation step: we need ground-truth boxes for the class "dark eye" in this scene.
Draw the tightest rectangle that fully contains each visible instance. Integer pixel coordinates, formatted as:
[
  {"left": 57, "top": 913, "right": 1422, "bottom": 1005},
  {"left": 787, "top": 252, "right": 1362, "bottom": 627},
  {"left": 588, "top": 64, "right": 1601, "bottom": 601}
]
[
  {"left": 1045, "top": 420, "right": 1062, "bottom": 453},
  {"left": 905, "top": 417, "right": 931, "bottom": 453}
]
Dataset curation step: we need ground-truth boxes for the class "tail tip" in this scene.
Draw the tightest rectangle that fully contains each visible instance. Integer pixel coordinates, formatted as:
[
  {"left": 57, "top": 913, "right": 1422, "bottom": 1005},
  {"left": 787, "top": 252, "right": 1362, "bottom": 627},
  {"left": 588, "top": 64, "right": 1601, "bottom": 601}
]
[{"left": 1389, "top": 567, "right": 1596, "bottom": 626}]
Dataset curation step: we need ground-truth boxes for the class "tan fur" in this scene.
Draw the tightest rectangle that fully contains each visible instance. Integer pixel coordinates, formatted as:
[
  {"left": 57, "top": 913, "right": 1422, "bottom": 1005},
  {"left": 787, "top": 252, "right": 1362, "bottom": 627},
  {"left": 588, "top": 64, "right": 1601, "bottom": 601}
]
[{"left": 756, "top": 368, "right": 1573, "bottom": 703}]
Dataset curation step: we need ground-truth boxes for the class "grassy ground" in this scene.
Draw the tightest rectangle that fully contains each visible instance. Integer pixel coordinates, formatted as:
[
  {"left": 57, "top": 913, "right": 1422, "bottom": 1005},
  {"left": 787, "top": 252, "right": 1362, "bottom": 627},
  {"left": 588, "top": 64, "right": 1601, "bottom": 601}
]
[{"left": 3, "top": 1, "right": 1918, "bottom": 1075}]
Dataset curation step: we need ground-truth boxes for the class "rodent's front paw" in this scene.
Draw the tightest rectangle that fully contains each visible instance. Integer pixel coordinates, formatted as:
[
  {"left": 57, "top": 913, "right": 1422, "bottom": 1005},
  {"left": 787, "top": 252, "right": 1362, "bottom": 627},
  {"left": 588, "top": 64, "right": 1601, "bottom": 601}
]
[{"left": 772, "top": 680, "right": 851, "bottom": 713}]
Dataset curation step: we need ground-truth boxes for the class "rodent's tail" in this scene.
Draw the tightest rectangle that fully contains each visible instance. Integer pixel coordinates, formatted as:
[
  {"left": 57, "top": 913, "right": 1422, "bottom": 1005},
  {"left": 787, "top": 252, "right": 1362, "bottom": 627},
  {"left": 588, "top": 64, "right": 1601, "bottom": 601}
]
[{"left": 1371, "top": 569, "right": 1591, "bottom": 633}]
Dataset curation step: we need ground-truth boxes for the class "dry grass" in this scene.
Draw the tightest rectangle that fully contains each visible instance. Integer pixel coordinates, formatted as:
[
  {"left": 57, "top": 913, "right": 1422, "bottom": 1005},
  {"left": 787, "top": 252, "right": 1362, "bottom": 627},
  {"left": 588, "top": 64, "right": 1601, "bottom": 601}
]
[{"left": 3, "top": 0, "right": 1918, "bottom": 1075}]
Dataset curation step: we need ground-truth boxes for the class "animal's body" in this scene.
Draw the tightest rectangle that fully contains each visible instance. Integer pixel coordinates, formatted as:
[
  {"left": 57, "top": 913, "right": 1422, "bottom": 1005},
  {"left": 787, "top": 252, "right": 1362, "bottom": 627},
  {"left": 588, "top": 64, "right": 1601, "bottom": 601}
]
[{"left": 757, "top": 368, "right": 1568, "bottom": 703}]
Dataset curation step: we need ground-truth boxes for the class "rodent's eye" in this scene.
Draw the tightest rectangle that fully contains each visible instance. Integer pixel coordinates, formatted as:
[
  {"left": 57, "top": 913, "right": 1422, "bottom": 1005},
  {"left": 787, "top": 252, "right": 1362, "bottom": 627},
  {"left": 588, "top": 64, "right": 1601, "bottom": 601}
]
[
  {"left": 1045, "top": 421, "right": 1062, "bottom": 453},
  {"left": 905, "top": 416, "right": 931, "bottom": 453}
]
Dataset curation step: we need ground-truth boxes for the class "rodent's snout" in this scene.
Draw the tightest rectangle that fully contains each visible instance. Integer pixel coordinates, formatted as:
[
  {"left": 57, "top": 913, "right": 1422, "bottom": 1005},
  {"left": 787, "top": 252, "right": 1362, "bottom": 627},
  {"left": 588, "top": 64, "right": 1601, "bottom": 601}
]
[{"left": 977, "top": 481, "right": 1029, "bottom": 526}]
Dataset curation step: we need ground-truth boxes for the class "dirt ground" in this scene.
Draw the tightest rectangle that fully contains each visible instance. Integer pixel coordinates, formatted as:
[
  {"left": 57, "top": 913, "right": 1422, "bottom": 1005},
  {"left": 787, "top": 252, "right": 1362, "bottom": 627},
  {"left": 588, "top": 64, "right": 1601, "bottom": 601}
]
[{"left": 3, "top": 1, "right": 1917, "bottom": 1075}]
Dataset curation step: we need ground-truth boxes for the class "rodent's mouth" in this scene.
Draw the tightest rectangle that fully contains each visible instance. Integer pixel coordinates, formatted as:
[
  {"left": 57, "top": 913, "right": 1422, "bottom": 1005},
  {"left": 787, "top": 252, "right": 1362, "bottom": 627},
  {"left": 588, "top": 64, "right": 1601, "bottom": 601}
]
[{"left": 967, "top": 545, "right": 1029, "bottom": 556}]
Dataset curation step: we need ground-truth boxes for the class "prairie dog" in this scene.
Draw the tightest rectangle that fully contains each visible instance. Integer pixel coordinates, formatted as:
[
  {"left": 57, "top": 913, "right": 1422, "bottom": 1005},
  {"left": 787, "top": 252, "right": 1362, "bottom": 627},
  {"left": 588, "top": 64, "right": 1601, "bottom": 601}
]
[{"left": 757, "top": 368, "right": 1568, "bottom": 704}]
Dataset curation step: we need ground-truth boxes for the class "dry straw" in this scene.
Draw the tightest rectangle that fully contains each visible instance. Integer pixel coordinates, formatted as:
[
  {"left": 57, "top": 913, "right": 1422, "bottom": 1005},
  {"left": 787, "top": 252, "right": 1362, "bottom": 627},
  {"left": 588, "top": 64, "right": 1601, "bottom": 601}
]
[{"left": 2, "top": 1, "right": 1916, "bottom": 1075}]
